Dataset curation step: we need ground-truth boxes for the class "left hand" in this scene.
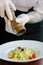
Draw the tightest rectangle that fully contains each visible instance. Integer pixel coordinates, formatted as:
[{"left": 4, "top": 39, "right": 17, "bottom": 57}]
[{"left": 0, "top": 0, "right": 16, "bottom": 21}]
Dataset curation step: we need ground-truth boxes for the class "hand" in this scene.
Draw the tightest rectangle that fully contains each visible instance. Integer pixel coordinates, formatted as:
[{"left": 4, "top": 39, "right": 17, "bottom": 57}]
[
  {"left": 16, "top": 12, "right": 43, "bottom": 25},
  {"left": 0, "top": 0, "right": 16, "bottom": 21}
]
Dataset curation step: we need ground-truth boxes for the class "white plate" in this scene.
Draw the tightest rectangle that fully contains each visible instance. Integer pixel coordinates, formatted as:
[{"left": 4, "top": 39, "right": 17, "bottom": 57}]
[{"left": 0, "top": 40, "right": 43, "bottom": 62}]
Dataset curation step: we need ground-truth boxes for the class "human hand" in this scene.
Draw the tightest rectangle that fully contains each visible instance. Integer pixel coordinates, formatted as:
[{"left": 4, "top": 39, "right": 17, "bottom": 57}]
[{"left": 0, "top": 0, "right": 16, "bottom": 21}]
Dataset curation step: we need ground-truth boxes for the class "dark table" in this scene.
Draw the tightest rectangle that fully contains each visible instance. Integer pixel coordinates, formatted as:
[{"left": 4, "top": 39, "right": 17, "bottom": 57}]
[{"left": 0, "top": 9, "right": 43, "bottom": 65}]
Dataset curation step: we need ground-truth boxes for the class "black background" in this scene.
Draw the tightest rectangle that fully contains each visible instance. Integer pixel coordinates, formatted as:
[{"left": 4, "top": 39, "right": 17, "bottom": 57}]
[{"left": 0, "top": 8, "right": 43, "bottom": 45}]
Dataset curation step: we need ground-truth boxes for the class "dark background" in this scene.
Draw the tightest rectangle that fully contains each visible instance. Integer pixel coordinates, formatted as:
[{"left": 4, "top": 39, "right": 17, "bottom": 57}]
[{"left": 0, "top": 8, "right": 43, "bottom": 45}]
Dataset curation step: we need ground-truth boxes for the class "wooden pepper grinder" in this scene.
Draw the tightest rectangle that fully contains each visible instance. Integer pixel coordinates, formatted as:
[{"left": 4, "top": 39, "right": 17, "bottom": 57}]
[
  {"left": 11, "top": 17, "right": 26, "bottom": 36},
  {"left": 10, "top": 9, "right": 26, "bottom": 36}
]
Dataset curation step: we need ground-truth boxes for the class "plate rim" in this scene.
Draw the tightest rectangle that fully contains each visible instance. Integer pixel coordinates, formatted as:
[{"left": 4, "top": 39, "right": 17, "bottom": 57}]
[{"left": 0, "top": 40, "right": 43, "bottom": 46}]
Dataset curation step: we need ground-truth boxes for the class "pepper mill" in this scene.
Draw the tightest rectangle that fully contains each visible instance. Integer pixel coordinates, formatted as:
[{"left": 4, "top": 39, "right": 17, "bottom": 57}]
[{"left": 11, "top": 17, "right": 26, "bottom": 36}]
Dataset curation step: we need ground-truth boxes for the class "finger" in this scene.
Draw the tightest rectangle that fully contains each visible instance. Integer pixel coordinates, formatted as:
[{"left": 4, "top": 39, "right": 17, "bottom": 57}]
[
  {"left": 4, "top": 16, "right": 13, "bottom": 34},
  {"left": 5, "top": 2, "right": 13, "bottom": 21},
  {"left": 10, "top": 0, "right": 16, "bottom": 11},
  {"left": 0, "top": 3, "right": 4, "bottom": 17}
]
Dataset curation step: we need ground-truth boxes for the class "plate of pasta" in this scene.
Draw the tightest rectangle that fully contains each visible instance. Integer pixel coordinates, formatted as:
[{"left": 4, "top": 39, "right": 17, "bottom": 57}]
[{"left": 0, "top": 40, "right": 43, "bottom": 62}]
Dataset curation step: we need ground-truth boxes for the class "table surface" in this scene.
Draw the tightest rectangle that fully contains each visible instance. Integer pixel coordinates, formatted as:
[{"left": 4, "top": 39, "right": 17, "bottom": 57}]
[{"left": 0, "top": 10, "right": 43, "bottom": 65}]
